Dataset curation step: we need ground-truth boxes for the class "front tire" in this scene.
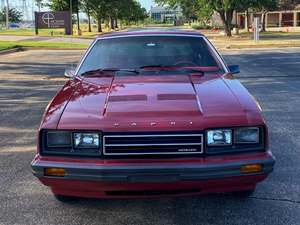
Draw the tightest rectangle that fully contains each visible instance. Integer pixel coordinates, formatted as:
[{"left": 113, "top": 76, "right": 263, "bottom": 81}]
[
  {"left": 232, "top": 189, "right": 255, "bottom": 198},
  {"left": 54, "top": 194, "right": 80, "bottom": 203}
]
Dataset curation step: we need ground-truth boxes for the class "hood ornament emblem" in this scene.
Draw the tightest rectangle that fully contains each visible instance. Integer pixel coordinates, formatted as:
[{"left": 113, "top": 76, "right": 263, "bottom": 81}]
[
  {"left": 114, "top": 123, "right": 120, "bottom": 127},
  {"left": 150, "top": 122, "right": 157, "bottom": 126},
  {"left": 170, "top": 122, "right": 176, "bottom": 125},
  {"left": 131, "top": 122, "right": 137, "bottom": 126},
  {"left": 189, "top": 121, "right": 193, "bottom": 125}
]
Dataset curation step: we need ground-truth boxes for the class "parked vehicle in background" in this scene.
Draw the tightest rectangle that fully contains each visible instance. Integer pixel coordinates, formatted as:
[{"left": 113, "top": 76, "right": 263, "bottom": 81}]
[{"left": 9, "top": 23, "right": 20, "bottom": 29}]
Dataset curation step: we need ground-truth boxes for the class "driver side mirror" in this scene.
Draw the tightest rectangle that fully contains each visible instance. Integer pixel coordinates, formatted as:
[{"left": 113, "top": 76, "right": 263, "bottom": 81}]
[
  {"left": 228, "top": 65, "right": 240, "bottom": 74},
  {"left": 64, "top": 68, "right": 75, "bottom": 78}
]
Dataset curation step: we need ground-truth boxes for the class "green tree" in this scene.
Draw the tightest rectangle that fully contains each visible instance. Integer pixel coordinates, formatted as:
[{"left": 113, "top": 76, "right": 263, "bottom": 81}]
[
  {"left": 35, "top": 0, "right": 43, "bottom": 12},
  {"left": 80, "top": 0, "right": 92, "bottom": 32},
  {"left": 88, "top": 0, "right": 108, "bottom": 32},
  {"left": 278, "top": 0, "right": 300, "bottom": 9},
  {"left": 0, "top": 7, "right": 23, "bottom": 23},
  {"left": 250, "top": 0, "right": 278, "bottom": 31},
  {"left": 49, "top": 0, "right": 81, "bottom": 32},
  {"left": 156, "top": 0, "right": 253, "bottom": 36}
]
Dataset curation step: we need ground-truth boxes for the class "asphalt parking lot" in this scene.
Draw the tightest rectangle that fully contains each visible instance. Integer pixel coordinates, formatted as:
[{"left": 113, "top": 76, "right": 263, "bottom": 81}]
[{"left": 0, "top": 48, "right": 300, "bottom": 225}]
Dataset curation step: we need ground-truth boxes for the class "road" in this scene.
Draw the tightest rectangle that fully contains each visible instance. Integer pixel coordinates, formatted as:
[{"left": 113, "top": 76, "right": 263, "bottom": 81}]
[{"left": 0, "top": 48, "right": 300, "bottom": 225}]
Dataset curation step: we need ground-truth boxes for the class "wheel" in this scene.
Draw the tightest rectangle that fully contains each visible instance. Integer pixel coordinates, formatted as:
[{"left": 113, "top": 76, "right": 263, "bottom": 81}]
[
  {"left": 232, "top": 189, "right": 255, "bottom": 198},
  {"left": 54, "top": 194, "right": 80, "bottom": 203}
]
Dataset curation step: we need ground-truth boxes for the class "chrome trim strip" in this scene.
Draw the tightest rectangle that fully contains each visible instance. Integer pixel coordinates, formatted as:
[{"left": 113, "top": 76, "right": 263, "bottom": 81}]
[
  {"left": 96, "top": 34, "right": 204, "bottom": 40},
  {"left": 103, "top": 152, "right": 204, "bottom": 156},
  {"left": 103, "top": 134, "right": 203, "bottom": 156},
  {"left": 104, "top": 134, "right": 203, "bottom": 138},
  {"left": 105, "top": 143, "right": 203, "bottom": 147}
]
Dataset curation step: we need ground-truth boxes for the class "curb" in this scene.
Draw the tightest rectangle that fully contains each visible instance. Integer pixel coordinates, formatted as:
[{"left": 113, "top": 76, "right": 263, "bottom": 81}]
[
  {"left": 0, "top": 47, "right": 24, "bottom": 55},
  {"left": 0, "top": 46, "right": 86, "bottom": 55},
  {"left": 20, "top": 47, "right": 86, "bottom": 51},
  {"left": 219, "top": 46, "right": 300, "bottom": 51}
]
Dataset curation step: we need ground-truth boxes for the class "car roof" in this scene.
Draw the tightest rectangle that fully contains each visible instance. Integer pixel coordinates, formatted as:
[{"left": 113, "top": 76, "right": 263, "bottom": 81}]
[{"left": 97, "top": 29, "right": 204, "bottom": 39}]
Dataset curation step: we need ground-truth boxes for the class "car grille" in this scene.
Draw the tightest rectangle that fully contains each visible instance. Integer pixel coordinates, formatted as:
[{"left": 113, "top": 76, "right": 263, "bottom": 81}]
[{"left": 103, "top": 133, "right": 204, "bottom": 155}]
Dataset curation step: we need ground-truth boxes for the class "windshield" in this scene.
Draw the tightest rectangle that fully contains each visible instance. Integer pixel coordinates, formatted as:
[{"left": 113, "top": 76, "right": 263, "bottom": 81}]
[{"left": 77, "top": 35, "right": 225, "bottom": 76}]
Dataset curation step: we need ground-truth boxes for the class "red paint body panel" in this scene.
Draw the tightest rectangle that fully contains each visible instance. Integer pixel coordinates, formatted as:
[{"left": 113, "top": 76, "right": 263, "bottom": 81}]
[
  {"left": 33, "top": 31, "right": 274, "bottom": 199},
  {"left": 43, "top": 175, "right": 265, "bottom": 199},
  {"left": 51, "top": 74, "right": 264, "bottom": 132}
]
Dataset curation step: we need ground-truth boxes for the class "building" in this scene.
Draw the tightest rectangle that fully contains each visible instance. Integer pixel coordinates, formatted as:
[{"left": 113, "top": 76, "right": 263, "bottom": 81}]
[
  {"left": 237, "top": 7, "right": 300, "bottom": 31},
  {"left": 150, "top": 6, "right": 182, "bottom": 23}
]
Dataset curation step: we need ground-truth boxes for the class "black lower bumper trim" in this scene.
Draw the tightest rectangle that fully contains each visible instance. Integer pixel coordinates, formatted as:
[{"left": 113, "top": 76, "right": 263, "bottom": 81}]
[{"left": 31, "top": 156, "right": 275, "bottom": 183}]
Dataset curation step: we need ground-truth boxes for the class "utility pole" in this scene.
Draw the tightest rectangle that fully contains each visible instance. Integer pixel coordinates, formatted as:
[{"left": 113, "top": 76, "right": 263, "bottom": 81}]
[
  {"left": 5, "top": 0, "right": 9, "bottom": 29},
  {"left": 70, "top": 0, "right": 73, "bottom": 35},
  {"left": 22, "top": 0, "right": 29, "bottom": 22}
]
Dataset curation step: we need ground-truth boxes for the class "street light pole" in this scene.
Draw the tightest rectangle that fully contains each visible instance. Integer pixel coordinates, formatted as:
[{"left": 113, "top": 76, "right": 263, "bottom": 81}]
[
  {"left": 70, "top": 0, "right": 73, "bottom": 35},
  {"left": 5, "top": 0, "right": 9, "bottom": 29}
]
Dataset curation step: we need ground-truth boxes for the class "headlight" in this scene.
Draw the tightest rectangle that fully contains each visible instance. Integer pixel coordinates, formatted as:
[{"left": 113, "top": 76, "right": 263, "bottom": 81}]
[
  {"left": 207, "top": 129, "right": 232, "bottom": 146},
  {"left": 235, "top": 127, "right": 259, "bottom": 143},
  {"left": 47, "top": 131, "right": 71, "bottom": 147},
  {"left": 42, "top": 130, "right": 101, "bottom": 156},
  {"left": 74, "top": 133, "right": 100, "bottom": 148}
]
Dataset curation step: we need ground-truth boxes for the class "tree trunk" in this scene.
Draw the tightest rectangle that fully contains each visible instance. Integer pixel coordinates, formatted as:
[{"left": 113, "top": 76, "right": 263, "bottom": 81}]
[
  {"left": 87, "top": 10, "right": 91, "bottom": 32},
  {"left": 115, "top": 18, "right": 118, "bottom": 28},
  {"left": 76, "top": 10, "right": 80, "bottom": 33},
  {"left": 261, "top": 10, "right": 267, "bottom": 32},
  {"left": 245, "top": 10, "right": 249, "bottom": 31},
  {"left": 97, "top": 18, "right": 102, "bottom": 32},
  {"left": 110, "top": 17, "right": 115, "bottom": 29},
  {"left": 218, "top": 10, "right": 233, "bottom": 37}
]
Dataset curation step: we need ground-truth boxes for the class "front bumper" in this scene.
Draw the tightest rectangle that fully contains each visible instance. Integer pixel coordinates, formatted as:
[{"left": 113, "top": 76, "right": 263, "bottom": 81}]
[
  {"left": 32, "top": 153, "right": 274, "bottom": 183},
  {"left": 31, "top": 152, "right": 275, "bottom": 198}
]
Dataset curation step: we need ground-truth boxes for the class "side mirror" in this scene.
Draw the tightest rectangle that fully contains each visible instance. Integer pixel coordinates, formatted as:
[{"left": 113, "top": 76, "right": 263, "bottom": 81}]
[
  {"left": 228, "top": 65, "right": 240, "bottom": 74},
  {"left": 64, "top": 68, "right": 75, "bottom": 78}
]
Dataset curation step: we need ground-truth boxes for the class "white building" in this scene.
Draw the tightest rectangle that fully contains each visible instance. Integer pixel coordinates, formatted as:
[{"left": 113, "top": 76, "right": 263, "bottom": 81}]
[{"left": 150, "top": 6, "right": 182, "bottom": 23}]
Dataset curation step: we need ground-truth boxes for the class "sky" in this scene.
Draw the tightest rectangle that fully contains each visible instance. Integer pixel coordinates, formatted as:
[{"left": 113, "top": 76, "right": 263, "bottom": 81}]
[
  {"left": 1, "top": 0, "right": 157, "bottom": 20},
  {"left": 138, "top": 0, "right": 156, "bottom": 10}
]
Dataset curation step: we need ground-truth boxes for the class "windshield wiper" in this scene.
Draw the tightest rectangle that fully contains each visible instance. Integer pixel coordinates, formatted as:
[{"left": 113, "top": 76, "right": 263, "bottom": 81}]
[
  {"left": 139, "top": 64, "right": 166, "bottom": 69},
  {"left": 139, "top": 65, "right": 204, "bottom": 75},
  {"left": 81, "top": 68, "right": 139, "bottom": 76}
]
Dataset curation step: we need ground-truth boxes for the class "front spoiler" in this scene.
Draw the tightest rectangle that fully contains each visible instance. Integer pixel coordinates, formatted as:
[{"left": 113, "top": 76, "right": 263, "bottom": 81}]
[{"left": 31, "top": 153, "right": 275, "bottom": 183}]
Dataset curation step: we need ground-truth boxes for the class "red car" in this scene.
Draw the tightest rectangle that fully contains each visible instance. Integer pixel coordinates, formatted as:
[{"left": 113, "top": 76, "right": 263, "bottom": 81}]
[{"left": 31, "top": 30, "right": 275, "bottom": 201}]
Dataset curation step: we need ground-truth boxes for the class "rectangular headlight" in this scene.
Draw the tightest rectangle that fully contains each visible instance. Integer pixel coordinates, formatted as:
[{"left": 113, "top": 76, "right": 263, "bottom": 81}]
[
  {"left": 47, "top": 131, "right": 72, "bottom": 147},
  {"left": 207, "top": 129, "right": 232, "bottom": 146},
  {"left": 235, "top": 127, "right": 259, "bottom": 144},
  {"left": 74, "top": 133, "right": 100, "bottom": 149}
]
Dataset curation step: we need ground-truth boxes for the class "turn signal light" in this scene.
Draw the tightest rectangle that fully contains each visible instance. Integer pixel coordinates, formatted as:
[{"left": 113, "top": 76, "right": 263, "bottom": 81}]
[
  {"left": 241, "top": 164, "right": 262, "bottom": 174},
  {"left": 44, "top": 168, "right": 65, "bottom": 177}
]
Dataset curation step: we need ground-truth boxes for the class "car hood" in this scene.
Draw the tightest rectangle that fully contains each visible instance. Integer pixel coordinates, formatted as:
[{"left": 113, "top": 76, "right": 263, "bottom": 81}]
[{"left": 56, "top": 74, "right": 263, "bottom": 131}]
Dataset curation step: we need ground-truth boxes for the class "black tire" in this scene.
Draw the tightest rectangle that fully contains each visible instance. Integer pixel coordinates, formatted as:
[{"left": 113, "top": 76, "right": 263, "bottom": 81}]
[
  {"left": 232, "top": 189, "right": 255, "bottom": 198},
  {"left": 54, "top": 194, "right": 80, "bottom": 203}
]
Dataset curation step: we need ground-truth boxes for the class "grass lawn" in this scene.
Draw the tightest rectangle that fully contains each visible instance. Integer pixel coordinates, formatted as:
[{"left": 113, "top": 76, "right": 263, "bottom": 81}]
[
  {"left": 0, "top": 28, "right": 101, "bottom": 37},
  {"left": 0, "top": 40, "right": 88, "bottom": 51},
  {"left": 0, "top": 42, "right": 17, "bottom": 51},
  {"left": 0, "top": 24, "right": 126, "bottom": 38},
  {"left": 203, "top": 31, "right": 300, "bottom": 49}
]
